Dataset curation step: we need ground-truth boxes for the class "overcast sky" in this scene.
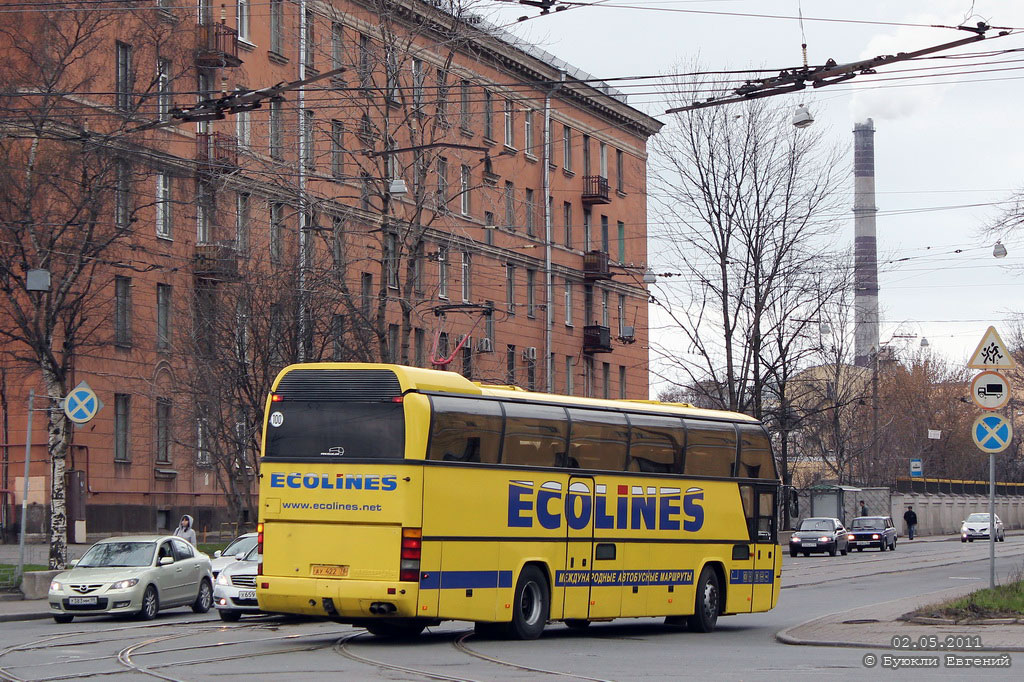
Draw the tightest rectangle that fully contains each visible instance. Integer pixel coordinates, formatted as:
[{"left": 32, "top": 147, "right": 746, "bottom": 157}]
[{"left": 487, "top": 0, "right": 1024, "bottom": 393}]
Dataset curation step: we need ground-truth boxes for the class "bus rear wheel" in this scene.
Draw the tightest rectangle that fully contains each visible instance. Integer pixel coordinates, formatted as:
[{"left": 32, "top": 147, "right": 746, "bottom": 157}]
[
  {"left": 687, "top": 566, "right": 720, "bottom": 633},
  {"left": 365, "top": 620, "right": 426, "bottom": 639},
  {"left": 507, "top": 566, "right": 549, "bottom": 640}
]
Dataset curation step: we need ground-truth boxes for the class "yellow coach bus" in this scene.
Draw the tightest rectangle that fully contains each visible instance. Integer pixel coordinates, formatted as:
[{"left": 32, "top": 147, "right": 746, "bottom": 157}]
[{"left": 256, "top": 363, "right": 781, "bottom": 639}]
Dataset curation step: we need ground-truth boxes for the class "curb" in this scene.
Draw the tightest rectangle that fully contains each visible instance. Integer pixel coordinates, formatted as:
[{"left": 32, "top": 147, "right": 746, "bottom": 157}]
[{"left": 0, "top": 610, "right": 52, "bottom": 623}]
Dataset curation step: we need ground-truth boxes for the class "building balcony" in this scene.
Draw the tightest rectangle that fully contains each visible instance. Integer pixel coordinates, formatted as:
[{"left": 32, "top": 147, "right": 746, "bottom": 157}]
[
  {"left": 583, "top": 250, "right": 612, "bottom": 280},
  {"left": 583, "top": 324, "right": 613, "bottom": 354},
  {"left": 195, "top": 132, "right": 238, "bottom": 171},
  {"left": 192, "top": 242, "right": 239, "bottom": 280},
  {"left": 196, "top": 23, "right": 242, "bottom": 68},
  {"left": 582, "top": 175, "right": 611, "bottom": 205}
]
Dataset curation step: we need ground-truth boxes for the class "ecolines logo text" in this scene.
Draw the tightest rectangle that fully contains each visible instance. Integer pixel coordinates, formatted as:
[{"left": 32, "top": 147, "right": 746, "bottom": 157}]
[
  {"left": 507, "top": 481, "right": 704, "bottom": 532},
  {"left": 269, "top": 472, "right": 398, "bottom": 491}
]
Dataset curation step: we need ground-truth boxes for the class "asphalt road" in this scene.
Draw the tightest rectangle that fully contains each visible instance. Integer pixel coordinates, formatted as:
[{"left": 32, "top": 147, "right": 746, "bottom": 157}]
[{"left": 1, "top": 535, "right": 1021, "bottom": 681}]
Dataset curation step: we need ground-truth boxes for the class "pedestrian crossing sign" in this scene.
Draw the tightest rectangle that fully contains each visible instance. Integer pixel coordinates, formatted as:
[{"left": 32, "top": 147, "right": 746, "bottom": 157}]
[{"left": 967, "top": 326, "right": 1016, "bottom": 370}]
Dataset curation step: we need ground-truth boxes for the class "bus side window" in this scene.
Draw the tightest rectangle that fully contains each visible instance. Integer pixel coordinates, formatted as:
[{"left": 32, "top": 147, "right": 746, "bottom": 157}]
[
  {"left": 626, "top": 413, "right": 683, "bottom": 474},
  {"left": 566, "top": 408, "right": 628, "bottom": 471},
  {"left": 428, "top": 396, "right": 503, "bottom": 464},
  {"left": 683, "top": 419, "right": 736, "bottom": 478},
  {"left": 502, "top": 402, "right": 568, "bottom": 468},
  {"left": 738, "top": 424, "right": 776, "bottom": 480}
]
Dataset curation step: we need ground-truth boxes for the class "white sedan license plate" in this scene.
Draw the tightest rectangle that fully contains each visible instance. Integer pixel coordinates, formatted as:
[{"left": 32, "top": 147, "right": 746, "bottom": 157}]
[
  {"left": 803, "top": 542, "right": 817, "bottom": 547},
  {"left": 68, "top": 596, "right": 97, "bottom": 606},
  {"left": 238, "top": 590, "right": 256, "bottom": 600}
]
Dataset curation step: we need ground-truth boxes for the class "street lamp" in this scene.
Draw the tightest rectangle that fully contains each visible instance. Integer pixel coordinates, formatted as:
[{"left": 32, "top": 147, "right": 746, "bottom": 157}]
[
  {"left": 993, "top": 240, "right": 1007, "bottom": 258},
  {"left": 792, "top": 104, "right": 814, "bottom": 128}
]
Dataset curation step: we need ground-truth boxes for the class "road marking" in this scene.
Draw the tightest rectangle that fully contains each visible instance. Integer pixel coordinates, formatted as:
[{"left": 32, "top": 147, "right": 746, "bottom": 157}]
[{"left": 949, "top": 576, "right": 980, "bottom": 580}]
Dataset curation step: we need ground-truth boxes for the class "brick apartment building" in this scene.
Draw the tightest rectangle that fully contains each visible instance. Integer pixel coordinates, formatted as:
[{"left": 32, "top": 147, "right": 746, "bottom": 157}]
[{"left": 0, "top": 0, "right": 662, "bottom": 541}]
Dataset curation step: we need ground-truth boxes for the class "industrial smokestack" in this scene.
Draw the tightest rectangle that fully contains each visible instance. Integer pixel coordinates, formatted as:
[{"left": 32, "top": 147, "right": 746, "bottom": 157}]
[{"left": 853, "top": 119, "right": 879, "bottom": 368}]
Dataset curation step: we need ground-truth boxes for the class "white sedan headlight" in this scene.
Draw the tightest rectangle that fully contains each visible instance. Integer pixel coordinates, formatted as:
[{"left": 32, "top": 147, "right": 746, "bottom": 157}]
[
  {"left": 217, "top": 573, "right": 230, "bottom": 586},
  {"left": 50, "top": 580, "right": 62, "bottom": 592},
  {"left": 110, "top": 578, "right": 139, "bottom": 590}
]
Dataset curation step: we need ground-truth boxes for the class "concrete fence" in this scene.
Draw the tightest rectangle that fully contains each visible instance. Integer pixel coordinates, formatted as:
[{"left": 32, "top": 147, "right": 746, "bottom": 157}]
[{"left": 890, "top": 493, "right": 1024, "bottom": 537}]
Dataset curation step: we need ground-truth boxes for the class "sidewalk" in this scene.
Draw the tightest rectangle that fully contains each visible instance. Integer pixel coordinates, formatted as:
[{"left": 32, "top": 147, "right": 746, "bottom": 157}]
[{"left": 777, "top": 584, "right": 1024, "bottom": 652}]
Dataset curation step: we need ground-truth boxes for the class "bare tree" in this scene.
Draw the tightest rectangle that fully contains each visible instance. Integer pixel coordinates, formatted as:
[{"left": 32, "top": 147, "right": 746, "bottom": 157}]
[
  {"left": 648, "top": 87, "right": 844, "bottom": 419},
  {"left": 0, "top": 7, "right": 187, "bottom": 566}
]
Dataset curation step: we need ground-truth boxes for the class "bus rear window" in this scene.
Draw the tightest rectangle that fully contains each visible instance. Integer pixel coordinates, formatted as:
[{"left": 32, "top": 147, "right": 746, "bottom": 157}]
[{"left": 265, "top": 401, "right": 405, "bottom": 459}]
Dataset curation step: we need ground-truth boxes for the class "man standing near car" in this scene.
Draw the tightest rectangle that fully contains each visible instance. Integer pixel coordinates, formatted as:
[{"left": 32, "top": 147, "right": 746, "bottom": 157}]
[
  {"left": 903, "top": 506, "right": 918, "bottom": 540},
  {"left": 174, "top": 514, "right": 197, "bottom": 546},
  {"left": 859, "top": 500, "right": 869, "bottom": 516}
]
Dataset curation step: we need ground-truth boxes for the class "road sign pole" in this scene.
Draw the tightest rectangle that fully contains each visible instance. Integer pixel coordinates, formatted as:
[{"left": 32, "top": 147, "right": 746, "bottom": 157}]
[
  {"left": 17, "top": 389, "right": 34, "bottom": 582},
  {"left": 989, "top": 451, "right": 995, "bottom": 590}
]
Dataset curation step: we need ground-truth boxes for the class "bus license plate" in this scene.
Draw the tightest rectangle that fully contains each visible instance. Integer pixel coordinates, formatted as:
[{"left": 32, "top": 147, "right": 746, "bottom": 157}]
[
  {"left": 68, "top": 597, "right": 97, "bottom": 606},
  {"left": 311, "top": 564, "right": 349, "bottom": 577},
  {"left": 238, "top": 590, "right": 256, "bottom": 600}
]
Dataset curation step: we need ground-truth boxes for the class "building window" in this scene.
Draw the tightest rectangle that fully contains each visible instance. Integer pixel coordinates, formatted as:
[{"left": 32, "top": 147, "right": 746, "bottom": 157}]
[
  {"left": 484, "top": 211, "right": 494, "bottom": 245},
  {"left": 303, "top": 109, "right": 314, "bottom": 170},
  {"left": 412, "top": 58, "right": 425, "bottom": 111},
  {"left": 461, "top": 252, "right": 471, "bottom": 302},
  {"left": 562, "top": 124, "right": 572, "bottom": 170},
  {"left": 115, "top": 160, "right": 131, "bottom": 231},
  {"left": 361, "top": 272, "right": 373, "bottom": 314},
  {"left": 602, "top": 362, "right": 610, "bottom": 399},
  {"left": 616, "top": 149, "right": 624, "bottom": 192},
  {"left": 270, "top": 201, "right": 283, "bottom": 263},
  {"left": 461, "top": 338, "right": 473, "bottom": 379},
  {"left": 156, "top": 58, "right": 171, "bottom": 121},
  {"left": 236, "top": 99, "right": 251, "bottom": 150},
  {"left": 504, "top": 181, "right": 515, "bottom": 228},
  {"left": 155, "top": 173, "right": 171, "bottom": 238},
  {"left": 584, "top": 356, "right": 594, "bottom": 397},
  {"left": 619, "top": 365, "right": 627, "bottom": 399},
  {"left": 563, "top": 202, "right": 572, "bottom": 248},
  {"left": 332, "top": 314, "right": 346, "bottom": 360},
  {"left": 601, "top": 214, "right": 610, "bottom": 252},
  {"left": 506, "top": 345, "right": 516, "bottom": 384},
  {"left": 504, "top": 98, "right": 514, "bottom": 147},
  {"left": 565, "top": 355, "right": 575, "bottom": 395},
  {"left": 198, "top": 0, "right": 211, "bottom": 24},
  {"left": 388, "top": 324, "right": 399, "bottom": 362},
  {"left": 236, "top": 0, "right": 250, "bottom": 42},
  {"left": 505, "top": 264, "right": 515, "bottom": 314},
  {"left": 235, "top": 192, "right": 249, "bottom": 249},
  {"left": 436, "top": 69, "right": 449, "bottom": 125},
  {"left": 618, "top": 294, "right": 626, "bottom": 335},
  {"left": 437, "top": 245, "right": 448, "bottom": 299},
  {"left": 269, "top": 98, "right": 283, "bottom": 160},
  {"left": 358, "top": 33, "right": 372, "bottom": 88},
  {"left": 414, "top": 328, "right": 425, "bottom": 366},
  {"left": 564, "top": 280, "right": 573, "bottom": 326},
  {"left": 116, "top": 41, "right": 132, "bottom": 111},
  {"left": 524, "top": 109, "right": 534, "bottom": 155},
  {"left": 584, "top": 284, "right": 593, "bottom": 325},
  {"left": 601, "top": 289, "right": 609, "bottom": 327},
  {"left": 583, "top": 209, "right": 591, "bottom": 251},
  {"left": 485, "top": 301, "right": 494, "bottom": 342},
  {"left": 196, "top": 180, "right": 211, "bottom": 244},
  {"left": 460, "top": 80, "right": 471, "bottom": 130},
  {"left": 582, "top": 134, "right": 591, "bottom": 176},
  {"left": 157, "top": 284, "right": 171, "bottom": 351},
  {"left": 617, "top": 221, "right": 625, "bottom": 262},
  {"left": 196, "top": 413, "right": 211, "bottom": 467},
  {"left": 115, "top": 276, "right": 132, "bottom": 346},
  {"left": 437, "top": 156, "right": 448, "bottom": 209},
  {"left": 527, "top": 355, "right": 536, "bottom": 391},
  {"left": 460, "top": 165, "right": 471, "bottom": 216},
  {"left": 271, "top": 0, "right": 284, "bottom": 54},
  {"left": 526, "top": 269, "right": 536, "bottom": 318},
  {"left": 524, "top": 188, "right": 535, "bottom": 236},
  {"left": 385, "top": 232, "right": 398, "bottom": 288},
  {"left": 599, "top": 141, "right": 608, "bottom": 178},
  {"left": 412, "top": 243, "right": 423, "bottom": 293},
  {"left": 114, "top": 394, "right": 131, "bottom": 462},
  {"left": 484, "top": 89, "right": 493, "bottom": 139},
  {"left": 155, "top": 398, "right": 171, "bottom": 464},
  {"left": 330, "top": 21, "right": 343, "bottom": 74},
  {"left": 303, "top": 9, "right": 314, "bottom": 69}
]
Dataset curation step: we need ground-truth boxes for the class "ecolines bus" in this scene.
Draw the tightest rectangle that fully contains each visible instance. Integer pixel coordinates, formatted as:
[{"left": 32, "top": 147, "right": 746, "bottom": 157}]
[{"left": 256, "top": 364, "right": 781, "bottom": 639}]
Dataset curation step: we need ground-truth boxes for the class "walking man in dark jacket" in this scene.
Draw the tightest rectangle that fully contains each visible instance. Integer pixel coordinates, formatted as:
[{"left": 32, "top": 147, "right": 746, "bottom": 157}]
[{"left": 903, "top": 506, "right": 918, "bottom": 540}]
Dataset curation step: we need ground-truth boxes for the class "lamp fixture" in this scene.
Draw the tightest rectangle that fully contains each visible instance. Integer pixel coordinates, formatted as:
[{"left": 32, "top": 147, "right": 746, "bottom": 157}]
[
  {"left": 792, "top": 104, "right": 814, "bottom": 128},
  {"left": 993, "top": 240, "right": 1007, "bottom": 258}
]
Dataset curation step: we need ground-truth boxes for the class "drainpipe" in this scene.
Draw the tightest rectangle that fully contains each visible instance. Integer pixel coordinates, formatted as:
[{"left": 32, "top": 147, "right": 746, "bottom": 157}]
[
  {"left": 542, "top": 71, "right": 565, "bottom": 393},
  {"left": 297, "top": 0, "right": 308, "bottom": 362}
]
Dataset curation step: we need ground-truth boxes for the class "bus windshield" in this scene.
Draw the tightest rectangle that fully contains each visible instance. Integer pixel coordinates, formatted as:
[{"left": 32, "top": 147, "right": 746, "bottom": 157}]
[{"left": 264, "top": 400, "right": 405, "bottom": 459}]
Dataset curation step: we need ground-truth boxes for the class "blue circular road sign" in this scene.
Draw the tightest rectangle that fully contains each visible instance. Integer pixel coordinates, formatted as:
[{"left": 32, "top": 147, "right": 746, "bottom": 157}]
[
  {"left": 63, "top": 383, "right": 101, "bottom": 424},
  {"left": 972, "top": 414, "right": 1012, "bottom": 453}
]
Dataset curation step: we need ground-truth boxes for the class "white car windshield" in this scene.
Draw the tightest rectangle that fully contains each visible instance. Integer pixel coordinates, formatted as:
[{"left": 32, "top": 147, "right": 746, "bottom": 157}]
[
  {"left": 223, "top": 535, "right": 258, "bottom": 558},
  {"left": 798, "top": 519, "right": 833, "bottom": 531},
  {"left": 78, "top": 541, "right": 155, "bottom": 568},
  {"left": 966, "top": 514, "right": 991, "bottom": 523},
  {"left": 243, "top": 546, "right": 262, "bottom": 562}
]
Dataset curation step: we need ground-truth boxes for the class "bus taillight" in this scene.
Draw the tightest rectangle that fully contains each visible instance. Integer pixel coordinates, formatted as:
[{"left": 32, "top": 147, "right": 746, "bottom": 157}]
[
  {"left": 271, "top": 394, "right": 283, "bottom": 402},
  {"left": 257, "top": 523, "right": 264, "bottom": 575},
  {"left": 400, "top": 528, "right": 422, "bottom": 582}
]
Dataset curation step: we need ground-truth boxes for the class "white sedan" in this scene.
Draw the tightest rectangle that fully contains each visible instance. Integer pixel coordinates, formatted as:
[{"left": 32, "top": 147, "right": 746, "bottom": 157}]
[
  {"left": 214, "top": 546, "right": 262, "bottom": 622},
  {"left": 211, "top": 532, "right": 258, "bottom": 577},
  {"left": 48, "top": 535, "right": 213, "bottom": 623},
  {"left": 961, "top": 513, "right": 1005, "bottom": 542}
]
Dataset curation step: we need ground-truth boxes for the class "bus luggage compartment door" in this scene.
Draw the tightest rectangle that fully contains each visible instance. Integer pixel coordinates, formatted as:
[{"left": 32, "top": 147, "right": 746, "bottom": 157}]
[{"left": 561, "top": 477, "right": 595, "bottom": 620}]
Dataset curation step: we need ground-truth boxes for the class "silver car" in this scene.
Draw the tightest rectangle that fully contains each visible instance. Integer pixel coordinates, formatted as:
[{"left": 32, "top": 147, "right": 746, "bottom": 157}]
[
  {"left": 213, "top": 546, "right": 261, "bottom": 622},
  {"left": 48, "top": 535, "right": 214, "bottom": 623},
  {"left": 211, "top": 532, "right": 258, "bottom": 577},
  {"left": 961, "top": 513, "right": 1005, "bottom": 542}
]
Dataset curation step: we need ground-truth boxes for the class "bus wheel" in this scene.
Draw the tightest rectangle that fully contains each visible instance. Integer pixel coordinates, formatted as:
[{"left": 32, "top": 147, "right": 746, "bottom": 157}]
[
  {"left": 508, "top": 566, "right": 549, "bottom": 640},
  {"left": 365, "top": 620, "right": 426, "bottom": 639},
  {"left": 564, "top": 619, "right": 591, "bottom": 630},
  {"left": 687, "top": 566, "right": 720, "bottom": 633}
]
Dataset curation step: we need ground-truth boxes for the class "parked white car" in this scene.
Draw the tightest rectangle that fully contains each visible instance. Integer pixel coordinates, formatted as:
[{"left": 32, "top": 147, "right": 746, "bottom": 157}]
[
  {"left": 211, "top": 532, "right": 258, "bottom": 577},
  {"left": 48, "top": 535, "right": 213, "bottom": 623},
  {"left": 960, "top": 513, "right": 1005, "bottom": 542},
  {"left": 213, "top": 545, "right": 261, "bottom": 622}
]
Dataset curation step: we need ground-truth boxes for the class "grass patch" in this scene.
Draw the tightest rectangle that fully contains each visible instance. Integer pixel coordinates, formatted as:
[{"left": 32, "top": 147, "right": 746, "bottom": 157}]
[
  {"left": 0, "top": 563, "right": 49, "bottom": 573},
  {"left": 910, "top": 580, "right": 1024, "bottom": 620},
  {"left": 197, "top": 542, "right": 229, "bottom": 556}
]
